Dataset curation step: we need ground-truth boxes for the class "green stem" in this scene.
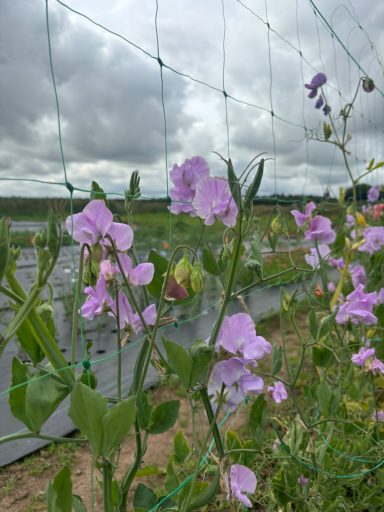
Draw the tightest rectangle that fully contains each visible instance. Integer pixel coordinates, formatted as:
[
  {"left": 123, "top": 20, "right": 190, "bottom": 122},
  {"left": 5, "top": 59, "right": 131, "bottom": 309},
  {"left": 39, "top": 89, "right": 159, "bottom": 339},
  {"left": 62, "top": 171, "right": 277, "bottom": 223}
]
[
  {"left": 115, "top": 286, "right": 122, "bottom": 402},
  {"left": 119, "top": 420, "right": 142, "bottom": 512},
  {"left": 103, "top": 459, "right": 114, "bottom": 512},
  {"left": 200, "top": 387, "right": 225, "bottom": 459},
  {"left": 71, "top": 243, "right": 89, "bottom": 370},
  {"left": 0, "top": 432, "right": 86, "bottom": 445}
]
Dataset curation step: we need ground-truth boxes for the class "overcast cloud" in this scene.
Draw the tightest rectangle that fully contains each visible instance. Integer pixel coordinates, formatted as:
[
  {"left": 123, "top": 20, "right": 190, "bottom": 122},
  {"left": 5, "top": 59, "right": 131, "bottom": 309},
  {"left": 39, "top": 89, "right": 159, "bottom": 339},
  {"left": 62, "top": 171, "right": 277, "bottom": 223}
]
[{"left": 0, "top": 0, "right": 383, "bottom": 198}]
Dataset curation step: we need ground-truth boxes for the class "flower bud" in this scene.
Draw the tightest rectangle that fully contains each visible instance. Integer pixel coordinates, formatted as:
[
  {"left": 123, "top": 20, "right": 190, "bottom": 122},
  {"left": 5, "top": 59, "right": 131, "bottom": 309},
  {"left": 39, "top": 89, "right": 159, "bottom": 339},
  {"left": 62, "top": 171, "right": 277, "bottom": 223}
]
[
  {"left": 190, "top": 263, "right": 204, "bottom": 293},
  {"left": 33, "top": 230, "right": 47, "bottom": 249},
  {"left": 83, "top": 256, "right": 99, "bottom": 286},
  {"left": 36, "top": 302, "right": 54, "bottom": 322},
  {"left": 362, "top": 77, "right": 375, "bottom": 93},
  {"left": 366, "top": 328, "right": 376, "bottom": 339},
  {"left": 271, "top": 215, "right": 283, "bottom": 234},
  {"left": 356, "top": 212, "right": 366, "bottom": 227},
  {"left": 174, "top": 255, "right": 192, "bottom": 288},
  {"left": 339, "top": 187, "right": 346, "bottom": 205},
  {"left": 91, "top": 242, "right": 104, "bottom": 263}
]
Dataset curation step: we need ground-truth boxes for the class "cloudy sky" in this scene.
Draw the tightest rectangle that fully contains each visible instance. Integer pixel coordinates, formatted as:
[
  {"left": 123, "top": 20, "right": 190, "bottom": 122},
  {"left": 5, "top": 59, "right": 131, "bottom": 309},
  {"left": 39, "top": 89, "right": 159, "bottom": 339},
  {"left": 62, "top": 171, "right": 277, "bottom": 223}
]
[{"left": 0, "top": 0, "right": 383, "bottom": 199}]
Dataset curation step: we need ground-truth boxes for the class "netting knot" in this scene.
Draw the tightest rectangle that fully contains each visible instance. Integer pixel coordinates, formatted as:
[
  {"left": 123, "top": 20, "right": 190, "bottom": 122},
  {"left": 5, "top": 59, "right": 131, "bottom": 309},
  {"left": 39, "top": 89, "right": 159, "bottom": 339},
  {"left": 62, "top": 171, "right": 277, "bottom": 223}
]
[
  {"left": 82, "top": 360, "right": 91, "bottom": 371},
  {"left": 223, "top": 90, "right": 228, "bottom": 98},
  {"left": 173, "top": 321, "right": 178, "bottom": 328},
  {"left": 65, "top": 181, "right": 74, "bottom": 193},
  {"left": 157, "top": 57, "right": 164, "bottom": 67},
  {"left": 271, "top": 110, "right": 275, "bottom": 117}
]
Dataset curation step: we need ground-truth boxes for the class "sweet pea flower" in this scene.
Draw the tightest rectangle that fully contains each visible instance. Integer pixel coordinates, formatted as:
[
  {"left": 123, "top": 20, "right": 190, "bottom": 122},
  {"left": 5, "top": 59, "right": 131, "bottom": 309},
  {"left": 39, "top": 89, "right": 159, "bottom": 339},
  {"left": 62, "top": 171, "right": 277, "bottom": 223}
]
[
  {"left": 369, "top": 358, "right": 384, "bottom": 375},
  {"left": 336, "top": 284, "right": 377, "bottom": 325},
  {"left": 169, "top": 156, "right": 210, "bottom": 215},
  {"left": 66, "top": 199, "right": 133, "bottom": 251},
  {"left": 298, "top": 475, "right": 310, "bottom": 486},
  {"left": 81, "top": 276, "right": 114, "bottom": 320},
  {"left": 358, "top": 226, "right": 384, "bottom": 255},
  {"left": 208, "top": 359, "right": 264, "bottom": 412},
  {"left": 216, "top": 313, "right": 272, "bottom": 361},
  {"left": 315, "top": 95, "right": 324, "bottom": 109},
  {"left": 328, "top": 281, "right": 336, "bottom": 293},
  {"left": 226, "top": 464, "right": 257, "bottom": 508},
  {"left": 192, "top": 176, "right": 238, "bottom": 227},
  {"left": 368, "top": 186, "right": 380, "bottom": 202},
  {"left": 305, "top": 215, "right": 336, "bottom": 244},
  {"left": 329, "top": 256, "right": 344, "bottom": 270},
  {"left": 373, "top": 204, "right": 384, "bottom": 220},
  {"left": 110, "top": 292, "right": 156, "bottom": 334},
  {"left": 351, "top": 347, "right": 375, "bottom": 367},
  {"left": 118, "top": 253, "right": 154, "bottom": 286},
  {"left": 372, "top": 410, "right": 384, "bottom": 422},
  {"left": 267, "top": 381, "right": 288, "bottom": 404},
  {"left": 345, "top": 214, "right": 355, "bottom": 229},
  {"left": 291, "top": 201, "right": 316, "bottom": 227},
  {"left": 304, "top": 244, "right": 330, "bottom": 269},
  {"left": 349, "top": 263, "right": 367, "bottom": 288},
  {"left": 304, "top": 73, "right": 327, "bottom": 96}
]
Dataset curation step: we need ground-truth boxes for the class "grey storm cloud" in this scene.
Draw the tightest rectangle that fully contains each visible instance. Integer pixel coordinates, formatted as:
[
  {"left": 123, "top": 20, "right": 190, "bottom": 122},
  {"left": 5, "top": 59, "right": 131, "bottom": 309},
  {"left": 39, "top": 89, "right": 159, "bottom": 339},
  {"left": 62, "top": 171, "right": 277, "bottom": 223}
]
[{"left": 0, "top": 0, "right": 383, "bottom": 198}]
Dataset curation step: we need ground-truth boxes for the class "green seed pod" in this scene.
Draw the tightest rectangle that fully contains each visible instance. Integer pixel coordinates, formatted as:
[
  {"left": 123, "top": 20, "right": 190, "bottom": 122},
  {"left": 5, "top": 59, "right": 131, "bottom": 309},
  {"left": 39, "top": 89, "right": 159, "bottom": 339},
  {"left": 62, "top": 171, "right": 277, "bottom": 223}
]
[
  {"left": 190, "top": 262, "right": 204, "bottom": 293},
  {"left": 33, "top": 230, "right": 47, "bottom": 249},
  {"left": 91, "top": 242, "right": 104, "bottom": 263},
  {"left": 47, "top": 212, "right": 59, "bottom": 256},
  {"left": 174, "top": 255, "right": 192, "bottom": 288}
]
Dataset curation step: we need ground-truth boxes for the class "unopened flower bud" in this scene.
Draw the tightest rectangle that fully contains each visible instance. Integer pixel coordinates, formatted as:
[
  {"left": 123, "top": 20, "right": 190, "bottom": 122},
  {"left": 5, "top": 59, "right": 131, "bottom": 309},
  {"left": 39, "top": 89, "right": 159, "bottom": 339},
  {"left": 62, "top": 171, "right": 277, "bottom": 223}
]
[
  {"left": 190, "top": 263, "right": 204, "bottom": 293},
  {"left": 91, "top": 242, "right": 104, "bottom": 263},
  {"left": 362, "top": 77, "right": 375, "bottom": 93},
  {"left": 271, "top": 215, "right": 283, "bottom": 234},
  {"left": 339, "top": 187, "right": 346, "bottom": 205},
  {"left": 366, "top": 328, "right": 376, "bottom": 339},
  {"left": 36, "top": 302, "right": 54, "bottom": 322},
  {"left": 174, "top": 255, "right": 192, "bottom": 288},
  {"left": 83, "top": 256, "right": 99, "bottom": 286},
  {"left": 33, "top": 230, "right": 47, "bottom": 249},
  {"left": 356, "top": 212, "right": 366, "bottom": 227}
]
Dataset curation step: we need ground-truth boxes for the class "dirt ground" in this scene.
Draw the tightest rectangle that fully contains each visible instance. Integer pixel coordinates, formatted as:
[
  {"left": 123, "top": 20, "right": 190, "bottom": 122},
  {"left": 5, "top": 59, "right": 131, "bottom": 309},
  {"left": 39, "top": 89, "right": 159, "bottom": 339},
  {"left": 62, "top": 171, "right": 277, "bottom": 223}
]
[{"left": 0, "top": 310, "right": 308, "bottom": 511}]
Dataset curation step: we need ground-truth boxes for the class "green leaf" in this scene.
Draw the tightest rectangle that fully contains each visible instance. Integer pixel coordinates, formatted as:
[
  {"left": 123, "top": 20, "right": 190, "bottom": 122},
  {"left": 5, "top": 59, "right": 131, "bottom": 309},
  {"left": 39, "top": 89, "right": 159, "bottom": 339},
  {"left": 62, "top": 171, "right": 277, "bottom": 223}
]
[
  {"left": 309, "top": 310, "right": 318, "bottom": 340},
  {"left": 318, "top": 312, "right": 336, "bottom": 340},
  {"left": 47, "top": 466, "right": 73, "bottom": 512},
  {"left": 226, "top": 158, "right": 242, "bottom": 209},
  {"left": 317, "top": 380, "right": 332, "bottom": 416},
  {"left": 189, "top": 340, "right": 214, "bottom": 387},
  {"left": 249, "top": 395, "right": 266, "bottom": 449},
  {"left": 165, "top": 455, "right": 179, "bottom": 493},
  {"left": 102, "top": 396, "right": 136, "bottom": 455},
  {"left": 163, "top": 338, "right": 192, "bottom": 389},
  {"left": 9, "top": 357, "right": 32, "bottom": 431},
  {"left": 226, "top": 430, "right": 243, "bottom": 463},
  {"left": 147, "top": 250, "right": 169, "bottom": 299},
  {"left": 72, "top": 496, "right": 87, "bottom": 512},
  {"left": 68, "top": 382, "right": 107, "bottom": 455},
  {"left": 111, "top": 479, "right": 121, "bottom": 507},
  {"left": 271, "top": 344, "right": 282, "bottom": 375},
  {"left": 90, "top": 181, "right": 106, "bottom": 201},
  {"left": 136, "top": 465, "right": 163, "bottom": 477},
  {"left": 173, "top": 430, "right": 190, "bottom": 465},
  {"left": 148, "top": 400, "right": 180, "bottom": 435},
  {"left": 323, "top": 122, "right": 332, "bottom": 141},
  {"left": 312, "top": 346, "right": 335, "bottom": 368},
  {"left": 371, "top": 161, "right": 384, "bottom": 171},
  {"left": 244, "top": 158, "right": 264, "bottom": 210},
  {"left": 137, "top": 391, "right": 153, "bottom": 430},
  {"left": 133, "top": 483, "right": 158, "bottom": 512},
  {"left": 26, "top": 372, "right": 69, "bottom": 432},
  {"left": 202, "top": 248, "right": 221, "bottom": 276}
]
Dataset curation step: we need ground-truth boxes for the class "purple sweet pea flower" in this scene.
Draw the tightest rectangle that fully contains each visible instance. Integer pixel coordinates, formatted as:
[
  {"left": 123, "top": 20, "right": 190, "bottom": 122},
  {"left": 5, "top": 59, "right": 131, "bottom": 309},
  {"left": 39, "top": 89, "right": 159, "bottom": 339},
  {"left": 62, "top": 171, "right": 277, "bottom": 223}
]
[
  {"left": 359, "top": 226, "right": 384, "bottom": 255},
  {"left": 349, "top": 263, "right": 367, "bottom": 288},
  {"left": 336, "top": 284, "right": 377, "bottom": 325},
  {"left": 328, "top": 281, "right": 336, "bottom": 293},
  {"left": 208, "top": 358, "right": 264, "bottom": 412},
  {"left": 322, "top": 104, "right": 331, "bottom": 116},
  {"left": 226, "top": 464, "right": 257, "bottom": 508},
  {"left": 345, "top": 214, "right": 355, "bottom": 229},
  {"left": 368, "top": 186, "right": 380, "bottom": 203},
  {"left": 329, "top": 256, "right": 344, "bottom": 270},
  {"left": 304, "top": 73, "right": 327, "bottom": 95},
  {"left": 298, "top": 475, "right": 310, "bottom": 486},
  {"left": 267, "top": 381, "right": 288, "bottom": 404},
  {"left": 369, "top": 358, "right": 384, "bottom": 375},
  {"left": 351, "top": 347, "right": 375, "bottom": 367},
  {"left": 315, "top": 95, "right": 324, "bottom": 109},
  {"left": 192, "top": 176, "right": 238, "bottom": 227},
  {"left": 216, "top": 313, "right": 272, "bottom": 361},
  {"left": 100, "top": 259, "right": 118, "bottom": 282},
  {"left": 304, "top": 244, "right": 330, "bottom": 269},
  {"left": 66, "top": 199, "right": 134, "bottom": 252},
  {"left": 305, "top": 215, "right": 336, "bottom": 244},
  {"left": 81, "top": 276, "right": 114, "bottom": 320},
  {"left": 290, "top": 201, "right": 316, "bottom": 227},
  {"left": 169, "top": 156, "right": 210, "bottom": 215},
  {"left": 118, "top": 253, "right": 154, "bottom": 286},
  {"left": 110, "top": 292, "right": 156, "bottom": 333},
  {"left": 372, "top": 410, "right": 384, "bottom": 422}
]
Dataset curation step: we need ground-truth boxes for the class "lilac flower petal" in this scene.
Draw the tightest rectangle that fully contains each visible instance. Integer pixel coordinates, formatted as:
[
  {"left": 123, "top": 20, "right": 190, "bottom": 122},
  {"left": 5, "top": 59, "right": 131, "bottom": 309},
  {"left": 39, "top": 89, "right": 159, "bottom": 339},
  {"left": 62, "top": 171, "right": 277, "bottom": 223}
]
[
  {"left": 368, "top": 186, "right": 380, "bottom": 203},
  {"left": 305, "top": 215, "right": 336, "bottom": 244},
  {"left": 83, "top": 200, "right": 113, "bottom": 237},
  {"left": 358, "top": 226, "right": 384, "bottom": 255},
  {"left": 304, "top": 244, "right": 330, "bottom": 269},
  {"left": 105, "top": 222, "right": 134, "bottom": 251},
  {"left": 129, "top": 262, "right": 155, "bottom": 286},
  {"left": 268, "top": 381, "right": 288, "bottom": 403},
  {"left": 240, "top": 374, "right": 264, "bottom": 394},
  {"left": 315, "top": 95, "right": 324, "bottom": 109},
  {"left": 351, "top": 347, "right": 375, "bottom": 367},
  {"left": 192, "top": 176, "right": 238, "bottom": 227},
  {"left": 227, "top": 464, "right": 257, "bottom": 508}
]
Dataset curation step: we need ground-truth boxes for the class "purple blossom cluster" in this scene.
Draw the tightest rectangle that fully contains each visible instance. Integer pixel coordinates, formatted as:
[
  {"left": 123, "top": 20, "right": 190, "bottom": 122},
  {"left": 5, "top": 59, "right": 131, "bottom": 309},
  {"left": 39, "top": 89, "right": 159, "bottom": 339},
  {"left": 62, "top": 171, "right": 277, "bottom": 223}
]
[
  {"left": 169, "top": 156, "right": 238, "bottom": 227},
  {"left": 207, "top": 313, "right": 286, "bottom": 412},
  {"left": 336, "top": 284, "right": 377, "bottom": 326},
  {"left": 226, "top": 464, "right": 257, "bottom": 508},
  {"left": 66, "top": 200, "right": 156, "bottom": 335},
  {"left": 351, "top": 346, "right": 384, "bottom": 376},
  {"left": 304, "top": 73, "right": 331, "bottom": 115}
]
